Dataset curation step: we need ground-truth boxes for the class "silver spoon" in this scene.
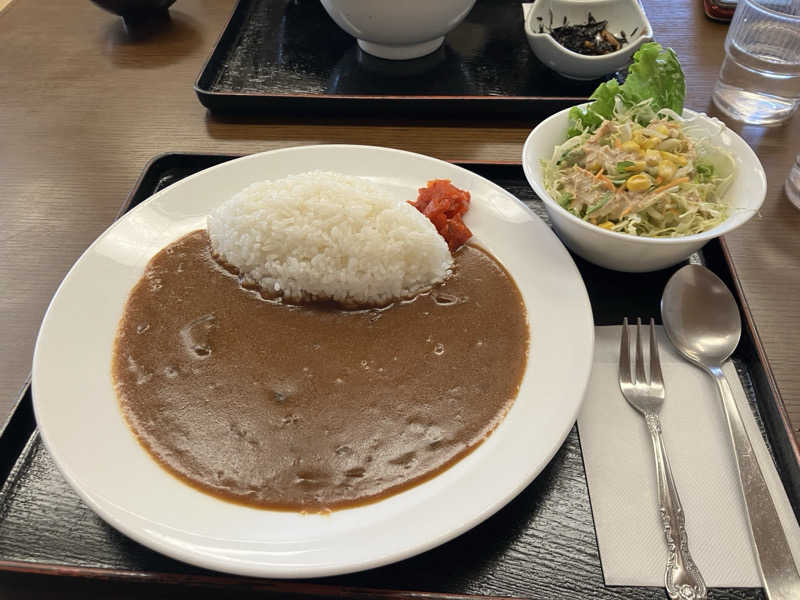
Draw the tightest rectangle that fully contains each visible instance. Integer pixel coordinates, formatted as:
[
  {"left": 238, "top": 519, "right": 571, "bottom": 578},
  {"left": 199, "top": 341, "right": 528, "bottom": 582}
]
[{"left": 661, "top": 264, "right": 800, "bottom": 600}]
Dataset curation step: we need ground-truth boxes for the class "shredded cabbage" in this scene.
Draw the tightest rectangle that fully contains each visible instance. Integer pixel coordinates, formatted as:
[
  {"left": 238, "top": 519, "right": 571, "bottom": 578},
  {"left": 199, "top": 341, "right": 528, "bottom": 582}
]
[{"left": 543, "top": 101, "right": 736, "bottom": 238}]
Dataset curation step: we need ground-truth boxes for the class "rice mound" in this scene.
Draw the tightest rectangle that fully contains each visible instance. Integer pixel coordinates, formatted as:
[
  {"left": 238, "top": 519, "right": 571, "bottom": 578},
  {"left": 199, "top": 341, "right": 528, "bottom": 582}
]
[{"left": 207, "top": 171, "right": 454, "bottom": 306}]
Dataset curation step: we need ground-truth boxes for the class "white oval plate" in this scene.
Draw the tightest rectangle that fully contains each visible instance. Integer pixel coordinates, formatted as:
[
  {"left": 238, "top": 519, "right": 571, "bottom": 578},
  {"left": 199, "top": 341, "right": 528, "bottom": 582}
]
[{"left": 32, "top": 145, "right": 594, "bottom": 578}]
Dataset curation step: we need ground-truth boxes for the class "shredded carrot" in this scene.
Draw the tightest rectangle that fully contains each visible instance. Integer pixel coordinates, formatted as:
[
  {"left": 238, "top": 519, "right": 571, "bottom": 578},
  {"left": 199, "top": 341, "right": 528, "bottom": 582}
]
[
  {"left": 595, "top": 167, "right": 605, "bottom": 177},
  {"left": 596, "top": 174, "right": 616, "bottom": 192},
  {"left": 578, "top": 166, "right": 615, "bottom": 192},
  {"left": 653, "top": 177, "right": 689, "bottom": 195},
  {"left": 619, "top": 204, "right": 635, "bottom": 218},
  {"left": 654, "top": 176, "right": 663, "bottom": 186}
]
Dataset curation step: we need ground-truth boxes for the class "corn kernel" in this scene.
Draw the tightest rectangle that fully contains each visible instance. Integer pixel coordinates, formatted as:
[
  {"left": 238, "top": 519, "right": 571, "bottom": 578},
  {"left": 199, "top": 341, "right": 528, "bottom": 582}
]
[
  {"left": 642, "top": 136, "right": 660, "bottom": 149},
  {"left": 658, "top": 138, "right": 682, "bottom": 153},
  {"left": 660, "top": 150, "right": 687, "bottom": 166},
  {"left": 626, "top": 173, "right": 652, "bottom": 192},
  {"left": 598, "top": 221, "right": 615, "bottom": 230},
  {"left": 645, "top": 149, "right": 660, "bottom": 166},
  {"left": 621, "top": 140, "right": 641, "bottom": 153},
  {"left": 628, "top": 160, "right": 646, "bottom": 172},
  {"left": 655, "top": 124, "right": 670, "bottom": 136},
  {"left": 634, "top": 132, "right": 659, "bottom": 149},
  {"left": 658, "top": 160, "right": 676, "bottom": 181},
  {"left": 586, "top": 158, "right": 601, "bottom": 172}
]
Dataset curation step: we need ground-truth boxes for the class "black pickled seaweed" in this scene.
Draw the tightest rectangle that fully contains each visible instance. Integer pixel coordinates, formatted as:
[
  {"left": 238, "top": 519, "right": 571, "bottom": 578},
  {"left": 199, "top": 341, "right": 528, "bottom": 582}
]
[{"left": 546, "top": 12, "right": 629, "bottom": 56}]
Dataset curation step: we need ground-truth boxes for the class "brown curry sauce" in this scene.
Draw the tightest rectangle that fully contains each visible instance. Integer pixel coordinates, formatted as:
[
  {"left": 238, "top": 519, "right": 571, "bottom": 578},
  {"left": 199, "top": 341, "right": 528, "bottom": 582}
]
[{"left": 113, "top": 230, "right": 528, "bottom": 511}]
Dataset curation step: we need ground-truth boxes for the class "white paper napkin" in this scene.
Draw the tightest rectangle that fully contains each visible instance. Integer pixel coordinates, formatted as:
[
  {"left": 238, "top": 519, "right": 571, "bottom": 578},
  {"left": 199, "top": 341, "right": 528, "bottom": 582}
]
[{"left": 578, "top": 325, "right": 800, "bottom": 587}]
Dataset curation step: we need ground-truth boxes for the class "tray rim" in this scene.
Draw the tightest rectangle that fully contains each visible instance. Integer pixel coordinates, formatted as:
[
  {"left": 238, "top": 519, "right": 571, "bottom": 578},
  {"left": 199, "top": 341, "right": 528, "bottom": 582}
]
[
  {"left": 715, "top": 240, "right": 800, "bottom": 502},
  {"left": 0, "top": 559, "right": 521, "bottom": 600},
  {"left": 2, "top": 152, "right": 798, "bottom": 595},
  {"left": 193, "top": 0, "right": 591, "bottom": 114}
]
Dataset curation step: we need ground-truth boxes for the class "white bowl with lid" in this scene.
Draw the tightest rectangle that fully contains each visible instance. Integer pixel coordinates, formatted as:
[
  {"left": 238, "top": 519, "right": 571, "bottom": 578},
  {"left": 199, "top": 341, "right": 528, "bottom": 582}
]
[
  {"left": 524, "top": 0, "right": 653, "bottom": 80},
  {"left": 320, "top": 0, "right": 477, "bottom": 61}
]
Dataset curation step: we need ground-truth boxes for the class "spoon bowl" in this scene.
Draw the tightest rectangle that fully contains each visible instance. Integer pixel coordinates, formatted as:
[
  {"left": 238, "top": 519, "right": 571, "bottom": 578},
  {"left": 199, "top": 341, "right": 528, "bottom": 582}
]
[{"left": 661, "top": 264, "right": 741, "bottom": 369}]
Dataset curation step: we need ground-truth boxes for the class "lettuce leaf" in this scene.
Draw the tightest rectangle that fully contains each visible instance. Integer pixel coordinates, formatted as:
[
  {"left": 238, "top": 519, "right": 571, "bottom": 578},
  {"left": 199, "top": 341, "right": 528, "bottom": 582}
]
[
  {"left": 567, "top": 79, "right": 621, "bottom": 137},
  {"left": 622, "top": 42, "right": 685, "bottom": 112},
  {"left": 567, "top": 42, "right": 685, "bottom": 136}
]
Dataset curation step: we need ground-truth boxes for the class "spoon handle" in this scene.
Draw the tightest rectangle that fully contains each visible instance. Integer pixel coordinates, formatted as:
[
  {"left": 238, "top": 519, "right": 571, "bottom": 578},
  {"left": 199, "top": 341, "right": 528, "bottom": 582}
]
[{"left": 710, "top": 365, "right": 800, "bottom": 600}]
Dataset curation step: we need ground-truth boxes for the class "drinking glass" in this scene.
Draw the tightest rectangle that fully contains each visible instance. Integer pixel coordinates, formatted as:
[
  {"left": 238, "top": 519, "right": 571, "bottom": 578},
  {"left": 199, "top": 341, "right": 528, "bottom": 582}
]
[
  {"left": 787, "top": 153, "right": 800, "bottom": 208},
  {"left": 712, "top": 0, "right": 800, "bottom": 126}
]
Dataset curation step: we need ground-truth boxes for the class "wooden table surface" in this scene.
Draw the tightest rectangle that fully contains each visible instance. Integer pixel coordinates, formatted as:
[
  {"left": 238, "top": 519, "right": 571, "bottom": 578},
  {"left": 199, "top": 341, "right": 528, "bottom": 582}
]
[{"left": 1, "top": 0, "right": 799, "bottom": 597}]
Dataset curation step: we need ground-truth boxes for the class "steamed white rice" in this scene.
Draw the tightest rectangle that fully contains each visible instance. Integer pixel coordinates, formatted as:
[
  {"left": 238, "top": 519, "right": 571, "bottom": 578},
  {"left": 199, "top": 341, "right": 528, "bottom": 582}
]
[{"left": 207, "top": 171, "right": 453, "bottom": 306}]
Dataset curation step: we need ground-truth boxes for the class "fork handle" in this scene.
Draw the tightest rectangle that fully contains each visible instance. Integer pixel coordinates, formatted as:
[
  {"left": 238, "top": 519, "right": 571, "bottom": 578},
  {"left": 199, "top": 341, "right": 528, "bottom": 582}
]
[{"left": 646, "top": 413, "right": 707, "bottom": 600}]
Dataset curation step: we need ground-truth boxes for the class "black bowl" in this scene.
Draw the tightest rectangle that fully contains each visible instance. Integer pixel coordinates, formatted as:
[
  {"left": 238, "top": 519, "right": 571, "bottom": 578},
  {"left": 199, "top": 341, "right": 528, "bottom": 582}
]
[{"left": 90, "top": 0, "right": 176, "bottom": 20}]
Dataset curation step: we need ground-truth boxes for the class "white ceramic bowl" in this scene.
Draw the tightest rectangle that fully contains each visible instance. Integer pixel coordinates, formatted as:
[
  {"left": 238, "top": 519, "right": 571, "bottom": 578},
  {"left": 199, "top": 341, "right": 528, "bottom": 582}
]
[
  {"left": 320, "top": 0, "right": 476, "bottom": 60},
  {"left": 522, "top": 106, "right": 767, "bottom": 272},
  {"left": 524, "top": 0, "right": 653, "bottom": 80}
]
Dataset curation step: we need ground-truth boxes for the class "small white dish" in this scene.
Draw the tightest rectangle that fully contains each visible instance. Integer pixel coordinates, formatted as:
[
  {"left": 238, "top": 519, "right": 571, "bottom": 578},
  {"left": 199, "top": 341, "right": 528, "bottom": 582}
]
[
  {"left": 524, "top": 0, "right": 653, "bottom": 80},
  {"left": 33, "top": 145, "right": 594, "bottom": 577},
  {"left": 320, "top": 0, "right": 476, "bottom": 60},
  {"left": 521, "top": 106, "right": 767, "bottom": 272}
]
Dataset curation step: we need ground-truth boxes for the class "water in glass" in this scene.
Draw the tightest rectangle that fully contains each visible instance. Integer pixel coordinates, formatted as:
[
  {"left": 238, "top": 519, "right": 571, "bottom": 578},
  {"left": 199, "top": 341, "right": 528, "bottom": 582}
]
[
  {"left": 786, "top": 153, "right": 800, "bottom": 208},
  {"left": 712, "top": 0, "right": 800, "bottom": 126}
]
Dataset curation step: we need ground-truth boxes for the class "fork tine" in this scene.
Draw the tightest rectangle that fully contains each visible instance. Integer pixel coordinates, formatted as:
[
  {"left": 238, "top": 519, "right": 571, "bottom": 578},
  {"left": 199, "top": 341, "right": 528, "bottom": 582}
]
[
  {"left": 649, "top": 318, "right": 664, "bottom": 388},
  {"left": 635, "top": 317, "right": 647, "bottom": 385},
  {"left": 619, "top": 317, "right": 632, "bottom": 385}
]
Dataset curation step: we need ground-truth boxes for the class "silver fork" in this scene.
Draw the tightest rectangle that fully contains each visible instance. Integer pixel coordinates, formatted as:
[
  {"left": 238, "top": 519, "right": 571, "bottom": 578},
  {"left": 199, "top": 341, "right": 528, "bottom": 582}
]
[{"left": 619, "top": 318, "right": 707, "bottom": 600}]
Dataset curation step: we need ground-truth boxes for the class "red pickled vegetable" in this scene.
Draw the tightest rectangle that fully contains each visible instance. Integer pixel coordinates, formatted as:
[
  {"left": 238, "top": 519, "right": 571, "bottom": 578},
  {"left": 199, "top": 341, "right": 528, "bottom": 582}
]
[{"left": 409, "top": 179, "right": 472, "bottom": 251}]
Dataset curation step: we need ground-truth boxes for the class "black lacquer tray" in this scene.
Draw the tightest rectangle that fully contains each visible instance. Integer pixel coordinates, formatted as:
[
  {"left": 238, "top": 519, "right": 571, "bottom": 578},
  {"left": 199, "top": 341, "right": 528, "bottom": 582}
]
[
  {"left": 1, "top": 154, "right": 798, "bottom": 599},
  {"left": 194, "top": 0, "right": 605, "bottom": 118}
]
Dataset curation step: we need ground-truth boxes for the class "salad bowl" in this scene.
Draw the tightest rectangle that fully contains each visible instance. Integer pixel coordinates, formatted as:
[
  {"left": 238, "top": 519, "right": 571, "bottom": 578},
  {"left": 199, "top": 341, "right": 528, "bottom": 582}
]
[{"left": 521, "top": 106, "right": 766, "bottom": 272}]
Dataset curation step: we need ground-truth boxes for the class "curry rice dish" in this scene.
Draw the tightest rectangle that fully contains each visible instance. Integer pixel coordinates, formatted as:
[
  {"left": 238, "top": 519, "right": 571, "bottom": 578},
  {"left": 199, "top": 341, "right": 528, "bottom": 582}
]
[{"left": 112, "top": 176, "right": 529, "bottom": 512}]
